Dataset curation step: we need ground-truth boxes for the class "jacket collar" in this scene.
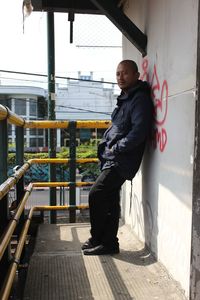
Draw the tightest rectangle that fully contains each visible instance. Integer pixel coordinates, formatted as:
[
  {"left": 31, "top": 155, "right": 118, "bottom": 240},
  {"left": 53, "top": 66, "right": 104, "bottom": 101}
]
[
  {"left": 117, "top": 80, "right": 150, "bottom": 102},
  {"left": 117, "top": 80, "right": 140, "bottom": 101}
]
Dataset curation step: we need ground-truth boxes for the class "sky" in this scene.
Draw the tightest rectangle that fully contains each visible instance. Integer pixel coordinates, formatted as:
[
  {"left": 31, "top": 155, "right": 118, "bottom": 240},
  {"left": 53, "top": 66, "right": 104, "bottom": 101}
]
[{"left": 0, "top": 1, "right": 122, "bottom": 83}]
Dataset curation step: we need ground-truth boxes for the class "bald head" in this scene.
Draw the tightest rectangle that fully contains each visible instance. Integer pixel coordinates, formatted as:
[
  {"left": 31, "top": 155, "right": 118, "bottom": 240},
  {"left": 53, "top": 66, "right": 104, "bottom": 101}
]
[
  {"left": 116, "top": 60, "right": 140, "bottom": 92},
  {"left": 120, "top": 60, "right": 138, "bottom": 72}
]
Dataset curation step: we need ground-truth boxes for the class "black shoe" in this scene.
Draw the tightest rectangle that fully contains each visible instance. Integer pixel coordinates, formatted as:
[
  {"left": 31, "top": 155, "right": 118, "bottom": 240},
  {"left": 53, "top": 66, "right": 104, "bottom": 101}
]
[
  {"left": 83, "top": 244, "right": 119, "bottom": 255},
  {"left": 81, "top": 238, "right": 98, "bottom": 250}
]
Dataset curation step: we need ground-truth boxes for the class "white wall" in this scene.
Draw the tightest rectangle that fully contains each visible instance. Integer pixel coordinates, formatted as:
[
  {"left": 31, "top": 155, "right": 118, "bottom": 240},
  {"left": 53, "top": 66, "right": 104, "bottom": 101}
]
[{"left": 121, "top": 0, "right": 198, "bottom": 297}]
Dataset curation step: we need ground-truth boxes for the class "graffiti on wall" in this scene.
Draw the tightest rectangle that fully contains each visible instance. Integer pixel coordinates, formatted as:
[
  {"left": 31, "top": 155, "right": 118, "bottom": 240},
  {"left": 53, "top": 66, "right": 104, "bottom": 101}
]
[{"left": 140, "top": 58, "right": 169, "bottom": 152}]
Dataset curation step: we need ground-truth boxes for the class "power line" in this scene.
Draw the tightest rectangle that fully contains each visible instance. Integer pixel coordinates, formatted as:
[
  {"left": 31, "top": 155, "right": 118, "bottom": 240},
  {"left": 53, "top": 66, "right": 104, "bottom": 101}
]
[
  {"left": 55, "top": 104, "right": 111, "bottom": 115},
  {"left": 0, "top": 70, "right": 117, "bottom": 85},
  {"left": 0, "top": 76, "right": 116, "bottom": 91}
]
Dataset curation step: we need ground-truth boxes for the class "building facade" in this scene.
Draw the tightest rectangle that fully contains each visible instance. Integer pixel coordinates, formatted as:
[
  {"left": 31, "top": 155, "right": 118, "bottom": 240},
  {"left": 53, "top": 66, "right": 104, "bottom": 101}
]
[
  {"left": 0, "top": 85, "right": 47, "bottom": 151},
  {"left": 0, "top": 74, "right": 116, "bottom": 149},
  {"left": 55, "top": 72, "right": 116, "bottom": 147}
]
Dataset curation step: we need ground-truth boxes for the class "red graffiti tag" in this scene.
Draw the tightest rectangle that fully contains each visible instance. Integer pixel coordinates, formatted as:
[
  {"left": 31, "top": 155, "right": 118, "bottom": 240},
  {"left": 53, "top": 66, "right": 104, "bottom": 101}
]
[
  {"left": 152, "top": 127, "right": 167, "bottom": 153},
  {"left": 141, "top": 58, "right": 168, "bottom": 152}
]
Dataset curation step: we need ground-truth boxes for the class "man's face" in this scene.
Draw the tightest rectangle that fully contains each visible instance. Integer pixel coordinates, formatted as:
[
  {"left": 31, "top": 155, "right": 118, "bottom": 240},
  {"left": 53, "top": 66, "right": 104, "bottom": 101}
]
[{"left": 116, "top": 62, "right": 139, "bottom": 92}]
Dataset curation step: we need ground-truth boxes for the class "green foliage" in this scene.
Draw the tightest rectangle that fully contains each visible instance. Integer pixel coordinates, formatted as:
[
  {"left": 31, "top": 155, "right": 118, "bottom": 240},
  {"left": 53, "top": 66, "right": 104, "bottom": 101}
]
[
  {"left": 57, "top": 144, "right": 99, "bottom": 177},
  {"left": 8, "top": 142, "right": 100, "bottom": 178},
  {"left": 76, "top": 144, "right": 97, "bottom": 158},
  {"left": 24, "top": 152, "right": 49, "bottom": 161},
  {"left": 57, "top": 144, "right": 97, "bottom": 159},
  {"left": 57, "top": 147, "right": 69, "bottom": 158},
  {"left": 8, "top": 153, "right": 16, "bottom": 165},
  {"left": 78, "top": 162, "right": 100, "bottom": 179},
  {"left": 8, "top": 152, "right": 49, "bottom": 165}
]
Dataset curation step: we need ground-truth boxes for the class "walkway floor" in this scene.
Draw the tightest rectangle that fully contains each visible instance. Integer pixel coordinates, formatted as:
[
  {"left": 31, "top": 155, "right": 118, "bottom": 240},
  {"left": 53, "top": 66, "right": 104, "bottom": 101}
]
[{"left": 23, "top": 222, "right": 187, "bottom": 300}]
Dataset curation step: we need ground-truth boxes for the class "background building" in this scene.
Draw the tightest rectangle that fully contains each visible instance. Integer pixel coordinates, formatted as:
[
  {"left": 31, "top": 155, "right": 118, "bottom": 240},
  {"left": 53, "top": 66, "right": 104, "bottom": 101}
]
[
  {"left": 0, "top": 85, "right": 47, "bottom": 151},
  {"left": 0, "top": 73, "right": 117, "bottom": 150},
  {"left": 55, "top": 72, "right": 116, "bottom": 147}
]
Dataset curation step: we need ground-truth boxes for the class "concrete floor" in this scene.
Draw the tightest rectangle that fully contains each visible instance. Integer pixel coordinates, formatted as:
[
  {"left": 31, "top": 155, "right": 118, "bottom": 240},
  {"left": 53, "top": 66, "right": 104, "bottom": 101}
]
[{"left": 23, "top": 222, "right": 187, "bottom": 300}]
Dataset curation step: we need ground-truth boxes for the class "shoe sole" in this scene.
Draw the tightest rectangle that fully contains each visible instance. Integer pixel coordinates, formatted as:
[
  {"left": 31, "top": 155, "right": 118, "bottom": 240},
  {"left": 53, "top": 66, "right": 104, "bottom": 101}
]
[{"left": 83, "top": 249, "right": 119, "bottom": 256}]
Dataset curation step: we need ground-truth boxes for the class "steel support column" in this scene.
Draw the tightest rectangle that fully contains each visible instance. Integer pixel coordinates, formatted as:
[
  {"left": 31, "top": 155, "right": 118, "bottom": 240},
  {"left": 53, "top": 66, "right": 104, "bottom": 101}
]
[
  {"left": 0, "top": 119, "right": 9, "bottom": 288},
  {"left": 69, "top": 121, "right": 76, "bottom": 223},
  {"left": 47, "top": 12, "right": 57, "bottom": 223},
  {"left": 16, "top": 126, "right": 25, "bottom": 261},
  {"left": 16, "top": 126, "right": 25, "bottom": 214}
]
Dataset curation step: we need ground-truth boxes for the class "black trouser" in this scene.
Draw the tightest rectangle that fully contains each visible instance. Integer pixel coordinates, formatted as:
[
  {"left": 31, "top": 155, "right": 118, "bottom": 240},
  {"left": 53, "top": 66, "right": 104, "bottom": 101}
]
[{"left": 88, "top": 167, "right": 125, "bottom": 248}]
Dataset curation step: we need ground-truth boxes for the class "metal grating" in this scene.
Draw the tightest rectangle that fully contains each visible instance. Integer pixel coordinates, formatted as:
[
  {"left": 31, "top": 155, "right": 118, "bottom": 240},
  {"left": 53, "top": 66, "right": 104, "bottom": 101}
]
[{"left": 23, "top": 223, "right": 187, "bottom": 300}]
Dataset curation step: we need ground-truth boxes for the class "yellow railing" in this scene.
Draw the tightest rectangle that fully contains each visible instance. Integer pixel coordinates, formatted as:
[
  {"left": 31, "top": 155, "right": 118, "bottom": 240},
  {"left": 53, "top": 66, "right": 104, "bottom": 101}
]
[
  {"left": 0, "top": 158, "right": 98, "bottom": 201},
  {"left": 0, "top": 104, "right": 111, "bottom": 128},
  {"left": 24, "top": 120, "right": 111, "bottom": 129},
  {"left": 0, "top": 103, "right": 111, "bottom": 299},
  {"left": 0, "top": 181, "right": 92, "bottom": 300},
  {"left": 0, "top": 104, "right": 24, "bottom": 126}
]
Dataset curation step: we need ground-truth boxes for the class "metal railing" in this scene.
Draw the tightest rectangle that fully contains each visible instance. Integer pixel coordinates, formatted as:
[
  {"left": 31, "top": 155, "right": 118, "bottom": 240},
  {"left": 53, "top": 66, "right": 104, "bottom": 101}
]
[{"left": 0, "top": 103, "right": 110, "bottom": 299}]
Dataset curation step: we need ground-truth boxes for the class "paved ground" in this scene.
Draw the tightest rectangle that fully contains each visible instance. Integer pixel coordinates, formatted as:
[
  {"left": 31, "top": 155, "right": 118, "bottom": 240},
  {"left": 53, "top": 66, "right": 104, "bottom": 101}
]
[{"left": 23, "top": 222, "right": 187, "bottom": 300}]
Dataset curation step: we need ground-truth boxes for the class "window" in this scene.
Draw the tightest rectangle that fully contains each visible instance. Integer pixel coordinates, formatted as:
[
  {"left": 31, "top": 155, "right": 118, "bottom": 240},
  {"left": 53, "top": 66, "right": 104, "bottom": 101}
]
[
  {"left": 7, "top": 99, "right": 11, "bottom": 109},
  {"left": 38, "top": 138, "right": 44, "bottom": 147},
  {"left": 38, "top": 129, "right": 44, "bottom": 136},
  {"left": 29, "top": 100, "right": 37, "bottom": 117},
  {"left": 30, "top": 128, "right": 36, "bottom": 136},
  {"left": 15, "top": 99, "right": 26, "bottom": 115},
  {"left": 30, "top": 138, "right": 36, "bottom": 147},
  {"left": 80, "top": 75, "right": 91, "bottom": 80}
]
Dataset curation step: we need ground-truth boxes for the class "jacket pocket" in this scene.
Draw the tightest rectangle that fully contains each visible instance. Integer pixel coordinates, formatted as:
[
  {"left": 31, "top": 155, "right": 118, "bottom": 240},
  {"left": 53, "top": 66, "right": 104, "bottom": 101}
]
[{"left": 97, "top": 141, "right": 106, "bottom": 159}]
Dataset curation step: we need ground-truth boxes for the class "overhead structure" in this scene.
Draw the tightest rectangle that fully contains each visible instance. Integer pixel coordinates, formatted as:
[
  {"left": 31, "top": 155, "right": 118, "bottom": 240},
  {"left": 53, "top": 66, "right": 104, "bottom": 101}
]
[{"left": 31, "top": 0, "right": 147, "bottom": 56}]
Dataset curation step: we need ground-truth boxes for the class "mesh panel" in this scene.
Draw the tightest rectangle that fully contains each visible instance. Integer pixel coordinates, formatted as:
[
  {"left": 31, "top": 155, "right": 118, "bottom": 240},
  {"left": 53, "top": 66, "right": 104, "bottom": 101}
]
[{"left": 74, "top": 14, "right": 121, "bottom": 48}]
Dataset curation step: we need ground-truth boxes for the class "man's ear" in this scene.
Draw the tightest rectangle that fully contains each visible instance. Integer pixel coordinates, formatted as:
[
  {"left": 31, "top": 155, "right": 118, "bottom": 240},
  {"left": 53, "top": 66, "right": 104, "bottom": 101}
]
[{"left": 137, "top": 72, "right": 140, "bottom": 79}]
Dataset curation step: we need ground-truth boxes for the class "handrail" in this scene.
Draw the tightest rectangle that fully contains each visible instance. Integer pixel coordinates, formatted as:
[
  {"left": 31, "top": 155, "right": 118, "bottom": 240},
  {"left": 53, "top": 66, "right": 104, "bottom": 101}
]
[
  {"left": 0, "top": 163, "right": 30, "bottom": 201},
  {"left": 0, "top": 108, "right": 109, "bottom": 297},
  {"left": 0, "top": 159, "right": 97, "bottom": 201},
  {"left": 0, "top": 104, "right": 24, "bottom": 126},
  {"left": 0, "top": 183, "right": 33, "bottom": 261},
  {"left": 24, "top": 120, "right": 110, "bottom": 129},
  {"left": 0, "top": 105, "right": 7, "bottom": 120},
  {"left": 0, "top": 180, "right": 90, "bottom": 263},
  {"left": 0, "top": 207, "right": 35, "bottom": 300},
  {"left": 0, "top": 202, "right": 89, "bottom": 300},
  {"left": 24, "top": 120, "right": 69, "bottom": 129},
  {"left": 0, "top": 105, "right": 110, "bottom": 129},
  {"left": 28, "top": 158, "right": 98, "bottom": 164},
  {"left": 76, "top": 120, "right": 110, "bottom": 128},
  {"left": 32, "top": 182, "right": 94, "bottom": 188},
  {"left": 0, "top": 181, "right": 92, "bottom": 262}
]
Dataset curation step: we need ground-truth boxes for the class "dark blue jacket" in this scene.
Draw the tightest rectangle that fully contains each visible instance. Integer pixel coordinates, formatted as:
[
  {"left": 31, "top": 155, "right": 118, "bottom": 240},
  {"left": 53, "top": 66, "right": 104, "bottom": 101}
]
[{"left": 98, "top": 80, "right": 153, "bottom": 180}]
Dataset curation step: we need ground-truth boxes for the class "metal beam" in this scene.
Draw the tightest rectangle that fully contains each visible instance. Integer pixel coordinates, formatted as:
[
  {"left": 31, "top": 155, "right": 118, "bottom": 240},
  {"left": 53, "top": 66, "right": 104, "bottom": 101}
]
[
  {"left": 31, "top": 0, "right": 147, "bottom": 55},
  {"left": 89, "top": 0, "right": 147, "bottom": 56},
  {"left": 32, "top": 0, "right": 102, "bottom": 14}
]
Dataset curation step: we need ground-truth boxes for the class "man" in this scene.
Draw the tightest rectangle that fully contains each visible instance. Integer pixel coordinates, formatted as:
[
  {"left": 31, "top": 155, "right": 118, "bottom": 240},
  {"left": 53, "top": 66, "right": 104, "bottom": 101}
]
[{"left": 82, "top": 60, "right": 153, "bottom": 255}]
